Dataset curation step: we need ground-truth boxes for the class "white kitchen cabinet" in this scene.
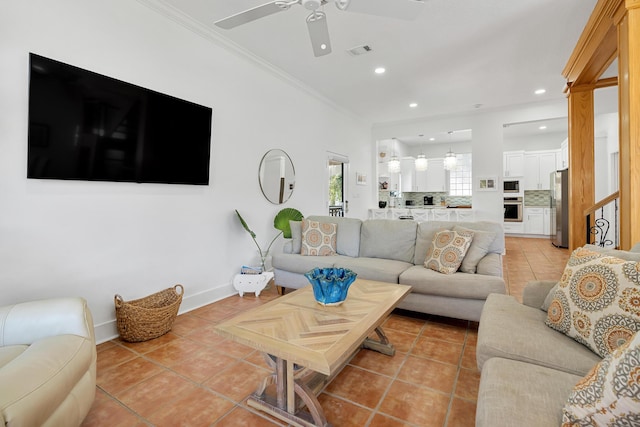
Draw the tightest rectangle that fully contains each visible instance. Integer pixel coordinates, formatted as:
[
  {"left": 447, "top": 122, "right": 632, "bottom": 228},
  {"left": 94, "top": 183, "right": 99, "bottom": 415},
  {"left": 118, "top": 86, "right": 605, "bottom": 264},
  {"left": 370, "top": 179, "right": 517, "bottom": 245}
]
[
  {"left": 504, "top": 151, "right": 524, "bottom": 177},
  {"left": 543, "top": 208, "right": 551, "bottom": 235},
  {"left": 400, "top": 158, "right": 415, "bottom": 192},
  {"left": 424, "top": 158, "right": 446, "bottom": 192},
  {"left": 558, "top": 139, "right": 569, "bottom": 170},
  {"left": 524, "top": 151, "right": 557, "bottom": 190},
  {"left": 503, "top": 222, "right": 524, "bottom": 234},
  {"left": 415, "top": 169, "right": 428, "bottom": 192},
  {"left": 524, "top": 207, "right": 544, "bottom": 234}
]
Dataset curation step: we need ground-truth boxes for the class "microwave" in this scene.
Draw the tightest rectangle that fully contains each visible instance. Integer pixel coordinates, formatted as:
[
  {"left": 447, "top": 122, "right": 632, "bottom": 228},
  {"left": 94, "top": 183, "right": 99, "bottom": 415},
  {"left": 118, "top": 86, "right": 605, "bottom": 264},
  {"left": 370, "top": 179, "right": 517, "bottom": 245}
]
[{"left": 503, "top": 179, "right": 521, "bottom": 193}]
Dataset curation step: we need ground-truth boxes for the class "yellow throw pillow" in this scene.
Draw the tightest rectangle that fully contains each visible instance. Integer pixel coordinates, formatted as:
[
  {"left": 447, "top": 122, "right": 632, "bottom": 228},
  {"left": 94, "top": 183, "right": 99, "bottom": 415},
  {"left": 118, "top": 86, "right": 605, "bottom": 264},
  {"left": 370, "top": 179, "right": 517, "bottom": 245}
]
[
  {"left": 424, "top": 229, "right": 474, "bottom": 274},
  {"left": 301, "top": 219, "right": 337, "bottom": 256},
  {"left": 546, "top": 247, "right": 640, "bottom": 357}
]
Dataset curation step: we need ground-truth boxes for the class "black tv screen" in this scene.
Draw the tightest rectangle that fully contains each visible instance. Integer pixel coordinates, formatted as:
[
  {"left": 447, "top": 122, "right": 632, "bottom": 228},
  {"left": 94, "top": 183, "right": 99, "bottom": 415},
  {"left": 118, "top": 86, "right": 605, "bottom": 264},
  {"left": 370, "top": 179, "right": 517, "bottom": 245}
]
[{"left": 27, "top": 53, "right": 212, "bottom": 185}]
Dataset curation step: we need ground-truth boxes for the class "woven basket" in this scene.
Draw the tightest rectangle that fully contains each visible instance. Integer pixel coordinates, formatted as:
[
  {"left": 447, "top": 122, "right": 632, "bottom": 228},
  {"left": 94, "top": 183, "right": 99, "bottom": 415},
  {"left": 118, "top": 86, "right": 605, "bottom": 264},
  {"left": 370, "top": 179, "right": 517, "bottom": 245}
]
[{"left": 114, "top": 284, "right": 184, "bottom": 342}]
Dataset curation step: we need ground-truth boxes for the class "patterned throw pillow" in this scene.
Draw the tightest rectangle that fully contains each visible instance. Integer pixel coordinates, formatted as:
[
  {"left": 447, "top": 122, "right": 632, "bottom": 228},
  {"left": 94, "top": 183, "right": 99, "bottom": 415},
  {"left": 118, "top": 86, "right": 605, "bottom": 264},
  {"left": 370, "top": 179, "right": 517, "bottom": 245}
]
[
  {"left": 562, "top": 331, "right": 640, "bottom": 426},
  {"left": 424, "top": 229, "right": 474, "bottom": 274},
  {"left": 546, "top": 247, "right": 640, "bottom": 358},
  {"left": 301, "top": 219, "right": 337, "bottom": 256}
]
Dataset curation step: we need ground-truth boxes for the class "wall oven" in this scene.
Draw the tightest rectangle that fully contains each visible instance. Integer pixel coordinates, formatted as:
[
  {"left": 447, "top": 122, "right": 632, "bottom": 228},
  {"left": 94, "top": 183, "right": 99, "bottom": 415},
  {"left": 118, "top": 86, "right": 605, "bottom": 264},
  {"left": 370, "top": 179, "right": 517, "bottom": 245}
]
[
  {"left": 503, "top": 179, "right": 521, "bottom": 194},
  {"left": 504, "top": 197, "right": 523, "bottom": 222}
]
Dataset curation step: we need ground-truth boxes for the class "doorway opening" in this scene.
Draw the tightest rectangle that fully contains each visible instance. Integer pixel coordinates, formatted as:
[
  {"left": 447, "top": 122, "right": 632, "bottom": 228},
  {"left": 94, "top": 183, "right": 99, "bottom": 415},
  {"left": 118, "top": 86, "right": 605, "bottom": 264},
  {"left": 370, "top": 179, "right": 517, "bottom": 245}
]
[{"left": 327, "top": 152, "right": 349, "bottom": 216}]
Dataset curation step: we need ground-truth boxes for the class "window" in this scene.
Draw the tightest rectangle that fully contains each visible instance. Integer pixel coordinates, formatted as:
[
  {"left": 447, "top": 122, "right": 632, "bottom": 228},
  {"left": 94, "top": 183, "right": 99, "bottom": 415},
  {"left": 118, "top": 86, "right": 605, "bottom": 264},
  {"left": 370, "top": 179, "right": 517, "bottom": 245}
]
[{"left": 449, "top": 153, "right": 472, "bottom": 196}]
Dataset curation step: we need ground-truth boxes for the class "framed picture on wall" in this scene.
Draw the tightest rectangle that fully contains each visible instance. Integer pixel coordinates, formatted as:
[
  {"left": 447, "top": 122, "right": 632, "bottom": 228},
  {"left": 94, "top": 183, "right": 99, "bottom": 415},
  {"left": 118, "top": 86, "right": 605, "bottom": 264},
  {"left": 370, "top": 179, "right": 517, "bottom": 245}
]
[
  {"left": 356, "top": 172, "right": 367, "bottom": 185},
  {"left": 478, "top": 176, "right": 497, "bottom": 191}
]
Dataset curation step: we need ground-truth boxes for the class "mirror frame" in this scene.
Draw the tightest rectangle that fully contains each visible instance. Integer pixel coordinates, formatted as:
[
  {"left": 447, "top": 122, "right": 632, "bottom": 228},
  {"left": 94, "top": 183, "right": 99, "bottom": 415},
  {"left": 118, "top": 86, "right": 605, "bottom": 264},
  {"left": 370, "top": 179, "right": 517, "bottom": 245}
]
[{"left": 258, "top": 149, "right": 295, "bottom": 205}]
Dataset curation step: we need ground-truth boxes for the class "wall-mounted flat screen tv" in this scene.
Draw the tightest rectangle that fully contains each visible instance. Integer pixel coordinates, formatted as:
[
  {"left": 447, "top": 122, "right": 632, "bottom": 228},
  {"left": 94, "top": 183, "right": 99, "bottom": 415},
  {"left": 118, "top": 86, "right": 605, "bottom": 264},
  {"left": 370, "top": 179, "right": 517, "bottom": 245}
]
[{"left": 27, "top": 53, "right": 213, "bottom": 185}]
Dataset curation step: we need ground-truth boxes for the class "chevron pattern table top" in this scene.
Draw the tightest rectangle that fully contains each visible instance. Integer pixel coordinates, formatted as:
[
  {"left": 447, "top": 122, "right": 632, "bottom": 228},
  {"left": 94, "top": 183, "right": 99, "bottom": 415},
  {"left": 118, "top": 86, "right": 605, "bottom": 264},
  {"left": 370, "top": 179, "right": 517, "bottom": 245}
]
[{"left": 215, "top": 279, "right": 411, "bottom": 375}]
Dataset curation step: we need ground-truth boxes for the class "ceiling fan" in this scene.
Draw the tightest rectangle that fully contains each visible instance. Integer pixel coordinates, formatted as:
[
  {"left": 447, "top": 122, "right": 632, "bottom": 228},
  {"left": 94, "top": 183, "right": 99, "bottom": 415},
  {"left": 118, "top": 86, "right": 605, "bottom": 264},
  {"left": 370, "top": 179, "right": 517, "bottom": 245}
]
[{"left": 214, "top": 0, "right": 425, "bottom": 57}]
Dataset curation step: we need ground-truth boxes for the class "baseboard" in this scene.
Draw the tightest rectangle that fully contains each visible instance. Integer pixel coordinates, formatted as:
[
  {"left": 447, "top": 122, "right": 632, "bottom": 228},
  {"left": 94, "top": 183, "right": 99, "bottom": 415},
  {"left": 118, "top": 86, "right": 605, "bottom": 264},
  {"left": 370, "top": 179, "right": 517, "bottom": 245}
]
[{"left": 94, "top": 282, "right": 236, "bottom": 344}]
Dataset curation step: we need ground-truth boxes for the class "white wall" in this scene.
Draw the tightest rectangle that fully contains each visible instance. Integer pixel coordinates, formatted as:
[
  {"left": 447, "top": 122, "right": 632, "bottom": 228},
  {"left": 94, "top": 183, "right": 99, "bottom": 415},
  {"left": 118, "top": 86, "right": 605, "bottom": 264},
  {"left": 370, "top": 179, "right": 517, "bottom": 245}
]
[
  {"left": 504, "top": 132, "right": 567, "bottom": 151},
  {"left": 0, "top": 0, "right": 371, "bottom": 342}
]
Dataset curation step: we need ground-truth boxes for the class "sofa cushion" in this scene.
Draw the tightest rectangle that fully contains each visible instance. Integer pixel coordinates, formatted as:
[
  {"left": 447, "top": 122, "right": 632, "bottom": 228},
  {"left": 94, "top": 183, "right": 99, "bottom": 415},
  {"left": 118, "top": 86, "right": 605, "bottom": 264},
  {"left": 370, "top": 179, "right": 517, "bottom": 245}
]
[
  {"left": 562, "top": 331, "right": 640, "bottom": 426},
  {"left": 301, "top": 219, "right": 336, "bottom": 256},
  {"left": 400, "top": 265, "right": 505, "bottom": 299},
  {"left": 271, "top": 253, "right": 340, "bottom": 274},
  {"left": 424, "top": 229, "right": 474, "bottom": 274},
  {"left": 454, "top": 226, "right": 496, "bottom": 273},
  {"left": 307, "top": 216, "right": 362, "bottom": 257},
  {"left": 0, "top": 345, "right": 27, "bottom": 368},
  {"left": 476, "top": 357, "right": 582, "bottom": 427},
  {"left": 545, "top": 247, "right": 640, "bottom": 357},
  {"left": 290, "top": 220, "right": 302, "bottom": 254},
  {"left": 477, "top": 294, "right": 602, "bottom": 376},
  {"left": 335, "top": 257, "right": 413, "bottom": 284},
  {"left": 414, "top": 221, "right": 504, "bottom": 265},
  {"left": 359, "top": 219, "right": 417, "bottom": 263}
]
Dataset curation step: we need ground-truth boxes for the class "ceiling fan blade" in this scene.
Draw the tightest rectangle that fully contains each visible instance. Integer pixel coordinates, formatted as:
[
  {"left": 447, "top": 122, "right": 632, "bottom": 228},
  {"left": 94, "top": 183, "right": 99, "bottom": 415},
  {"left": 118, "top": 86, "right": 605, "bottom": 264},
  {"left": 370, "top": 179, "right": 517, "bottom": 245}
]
[
  {"left": 306, "top": 11, "right": 331, "bottom": 57},
  {"left": 340, "top": 0, "right": 426, "bottom": 21},
  {"left": 215, "top": 2, "right": 288, "bottom": 30}
]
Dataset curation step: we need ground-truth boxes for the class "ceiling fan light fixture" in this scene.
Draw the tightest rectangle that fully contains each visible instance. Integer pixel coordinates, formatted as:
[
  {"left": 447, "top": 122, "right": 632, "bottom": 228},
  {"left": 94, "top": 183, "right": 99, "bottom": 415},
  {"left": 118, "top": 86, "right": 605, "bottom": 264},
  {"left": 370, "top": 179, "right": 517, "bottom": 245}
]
[{"left": 301, "top": 0, "right": 322, "bottom": 10}]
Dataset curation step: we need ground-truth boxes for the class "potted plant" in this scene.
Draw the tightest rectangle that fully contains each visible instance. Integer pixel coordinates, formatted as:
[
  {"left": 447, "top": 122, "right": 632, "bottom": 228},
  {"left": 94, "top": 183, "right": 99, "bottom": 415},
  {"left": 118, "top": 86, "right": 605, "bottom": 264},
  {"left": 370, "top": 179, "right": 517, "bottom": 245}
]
[{"left": 235, "top": 207, "right": 303, "bottom": 272}]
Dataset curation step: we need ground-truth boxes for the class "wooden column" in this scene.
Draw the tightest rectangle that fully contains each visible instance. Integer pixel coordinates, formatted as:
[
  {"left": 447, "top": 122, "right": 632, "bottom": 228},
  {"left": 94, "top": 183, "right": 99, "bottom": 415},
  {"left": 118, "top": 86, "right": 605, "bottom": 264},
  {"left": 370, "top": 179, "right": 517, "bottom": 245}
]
[
  {"left": 617, "top": 0, "right": 640, "bottom": 249},
  {"left": 566, "top": 86, "right": 595, "bottom": 250}
]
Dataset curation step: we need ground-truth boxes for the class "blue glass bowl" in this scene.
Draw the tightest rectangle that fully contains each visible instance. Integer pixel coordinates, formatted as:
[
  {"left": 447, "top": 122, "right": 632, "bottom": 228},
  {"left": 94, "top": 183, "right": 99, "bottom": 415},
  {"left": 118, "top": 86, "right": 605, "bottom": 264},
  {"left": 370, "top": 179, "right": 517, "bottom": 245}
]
[{"left": 304, "top": 267, "right": 357, "bottom": 306}]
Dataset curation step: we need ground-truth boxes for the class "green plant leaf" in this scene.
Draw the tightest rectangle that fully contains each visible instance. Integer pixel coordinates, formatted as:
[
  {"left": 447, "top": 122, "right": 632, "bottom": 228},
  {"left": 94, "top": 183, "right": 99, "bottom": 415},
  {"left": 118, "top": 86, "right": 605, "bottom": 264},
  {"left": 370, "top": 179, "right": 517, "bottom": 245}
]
[
  {"left": 274, "top": 208, "right": 303, "bottom": 239},
  {"left": 235, "top": 209, "right": 256, "bottom": 239}
]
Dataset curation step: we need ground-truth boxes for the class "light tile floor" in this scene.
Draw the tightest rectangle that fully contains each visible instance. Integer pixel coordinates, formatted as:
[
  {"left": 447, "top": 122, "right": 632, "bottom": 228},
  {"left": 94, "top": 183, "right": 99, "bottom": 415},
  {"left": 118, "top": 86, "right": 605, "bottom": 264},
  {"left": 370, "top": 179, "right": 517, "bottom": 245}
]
[{"left": 82, "top": 236, "right": 569, "bottom": 427}]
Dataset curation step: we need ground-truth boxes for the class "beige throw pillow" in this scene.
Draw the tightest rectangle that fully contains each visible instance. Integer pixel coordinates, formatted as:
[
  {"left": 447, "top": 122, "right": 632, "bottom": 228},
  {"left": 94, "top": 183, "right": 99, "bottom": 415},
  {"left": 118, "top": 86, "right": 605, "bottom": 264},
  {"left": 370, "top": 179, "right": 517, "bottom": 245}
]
[
  {"left": 562, "top": 331, "right": 640, "bottom": 426},
  {"left": 545, "top": 247, "right": 640, "bottom": 357},
  {"left": 424, "top": 229, "right": 474, "bottom": 274},
  {"left": 301, "top": 219, "right": 337, "bottom": 256}
]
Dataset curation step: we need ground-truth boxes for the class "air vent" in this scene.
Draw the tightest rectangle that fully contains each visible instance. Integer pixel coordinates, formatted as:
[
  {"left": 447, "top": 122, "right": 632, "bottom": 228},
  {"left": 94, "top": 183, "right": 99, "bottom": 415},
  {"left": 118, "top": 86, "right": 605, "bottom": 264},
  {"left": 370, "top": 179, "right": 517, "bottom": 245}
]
[{"left": 347, "top": 45, "right": 373, "bottom": 56}]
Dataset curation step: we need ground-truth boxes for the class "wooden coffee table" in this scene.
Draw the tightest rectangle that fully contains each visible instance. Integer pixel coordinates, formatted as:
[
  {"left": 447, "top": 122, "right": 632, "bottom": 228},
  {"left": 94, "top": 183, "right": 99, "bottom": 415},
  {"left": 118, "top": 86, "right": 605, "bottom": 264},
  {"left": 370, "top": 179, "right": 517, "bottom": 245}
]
[{"left": 215, "top": 279, "right": 411, "bottom": 427}]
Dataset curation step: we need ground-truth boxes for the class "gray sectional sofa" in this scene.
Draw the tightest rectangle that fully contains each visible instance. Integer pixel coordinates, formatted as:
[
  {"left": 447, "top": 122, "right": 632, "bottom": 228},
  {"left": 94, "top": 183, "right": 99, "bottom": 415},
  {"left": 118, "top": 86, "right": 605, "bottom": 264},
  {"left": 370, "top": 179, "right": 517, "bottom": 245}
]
[
  {"left": 272, "top": 215, "right": 506, "bottom": 322},
  {"left": 475, "top": 244, "right": 640, "bottom": 426}
]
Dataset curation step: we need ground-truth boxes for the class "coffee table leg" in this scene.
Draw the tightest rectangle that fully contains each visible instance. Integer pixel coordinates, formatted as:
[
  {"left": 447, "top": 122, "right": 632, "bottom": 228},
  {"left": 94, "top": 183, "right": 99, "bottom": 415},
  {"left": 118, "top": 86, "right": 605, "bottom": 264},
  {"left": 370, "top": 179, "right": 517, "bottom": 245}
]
[
  {"left": 248, "top": 355, "right": 332, "bottom": 427},
  {"left": 362, "top": 326, "right": 395, "bottom": 356}
]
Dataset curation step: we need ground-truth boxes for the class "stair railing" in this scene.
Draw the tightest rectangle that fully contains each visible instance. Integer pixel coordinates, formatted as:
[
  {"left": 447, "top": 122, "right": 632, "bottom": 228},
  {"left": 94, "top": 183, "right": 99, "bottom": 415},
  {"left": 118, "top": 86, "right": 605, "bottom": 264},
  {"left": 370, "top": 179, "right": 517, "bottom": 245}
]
[{"left": 584, "top": 191, "right": 619, "bottom": 248}]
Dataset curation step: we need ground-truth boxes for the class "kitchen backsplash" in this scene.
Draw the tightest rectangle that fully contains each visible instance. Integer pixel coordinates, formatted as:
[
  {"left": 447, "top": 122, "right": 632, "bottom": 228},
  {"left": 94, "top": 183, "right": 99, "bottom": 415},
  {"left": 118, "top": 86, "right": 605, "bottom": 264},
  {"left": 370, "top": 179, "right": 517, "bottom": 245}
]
[
  {"left": 378, "top": 190, "right": 550, "bottom": 208},
  {"left": 378, "top": 192, "right": 472, "bottom": 207},
  {"left": 524, "top": 190, "right": 550, "bottom": 207}
]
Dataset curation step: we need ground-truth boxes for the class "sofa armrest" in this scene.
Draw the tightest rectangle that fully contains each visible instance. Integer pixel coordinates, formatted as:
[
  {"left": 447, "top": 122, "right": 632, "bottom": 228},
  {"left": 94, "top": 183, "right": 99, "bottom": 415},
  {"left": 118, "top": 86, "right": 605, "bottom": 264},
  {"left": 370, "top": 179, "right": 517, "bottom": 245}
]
[
  {"left": 476, "top": 253, "right": 503, "bottom": 277},
  {"left": 522, "top": 280, "right": 558, "bottom": 309},
  {"left": 0, "top": 297, "right": 95, "bottom": 346}
]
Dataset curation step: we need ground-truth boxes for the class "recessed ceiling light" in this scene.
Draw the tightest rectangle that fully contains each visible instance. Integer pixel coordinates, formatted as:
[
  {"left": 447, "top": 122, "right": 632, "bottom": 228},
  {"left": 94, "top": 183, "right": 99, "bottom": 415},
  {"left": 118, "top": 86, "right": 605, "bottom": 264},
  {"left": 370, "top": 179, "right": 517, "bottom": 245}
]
[
  {"left": 535, "top": 89, "right": 546, "bottom": 95},
  {"left": 409, "top": 102, "right": 418, "bottom": 108},
  {"left": 374, "top": 67, "right": 386, "bottom": 74},
  {"left": 429, "top": 137, "right": 435, "bottom": 141},
  {"left": 539, "top": 125, "right": 547, "bottom": 130}
]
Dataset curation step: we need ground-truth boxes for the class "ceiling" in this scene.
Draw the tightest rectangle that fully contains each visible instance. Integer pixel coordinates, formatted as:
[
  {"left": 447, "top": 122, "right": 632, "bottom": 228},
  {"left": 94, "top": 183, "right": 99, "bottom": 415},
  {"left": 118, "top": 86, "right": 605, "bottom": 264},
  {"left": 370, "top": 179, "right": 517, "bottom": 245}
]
[{"left": 152, "top": 0, "right": 598, "bottom": 126}]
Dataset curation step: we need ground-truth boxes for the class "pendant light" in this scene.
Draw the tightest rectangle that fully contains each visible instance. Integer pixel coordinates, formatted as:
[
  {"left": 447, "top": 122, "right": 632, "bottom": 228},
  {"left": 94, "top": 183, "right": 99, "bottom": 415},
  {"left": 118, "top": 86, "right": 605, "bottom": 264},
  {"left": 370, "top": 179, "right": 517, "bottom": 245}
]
[
  {"left": 388, "top": 138, "right": 401, "bottom": 173},
  {"left": 443, "top": 131, "right": 457, "bottom": 171},
  {"left": 415, "top": 136, "right": 428, "bottom": 171}
]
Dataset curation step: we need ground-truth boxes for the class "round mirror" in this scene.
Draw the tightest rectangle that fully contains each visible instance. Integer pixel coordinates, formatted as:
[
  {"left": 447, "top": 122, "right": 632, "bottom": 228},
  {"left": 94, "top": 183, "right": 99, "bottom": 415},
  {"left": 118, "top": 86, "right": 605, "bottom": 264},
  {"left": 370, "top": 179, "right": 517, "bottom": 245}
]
[{"left": 259, "top": 149, "right": 295, "bottom": 204}]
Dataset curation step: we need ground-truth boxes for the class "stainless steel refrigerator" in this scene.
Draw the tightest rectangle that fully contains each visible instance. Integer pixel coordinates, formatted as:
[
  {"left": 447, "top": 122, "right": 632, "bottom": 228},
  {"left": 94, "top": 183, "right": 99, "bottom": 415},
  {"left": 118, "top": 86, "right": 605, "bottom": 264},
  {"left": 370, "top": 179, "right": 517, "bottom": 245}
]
[{"left": 551, "top": 169, "right": 569, "bottom": 248}]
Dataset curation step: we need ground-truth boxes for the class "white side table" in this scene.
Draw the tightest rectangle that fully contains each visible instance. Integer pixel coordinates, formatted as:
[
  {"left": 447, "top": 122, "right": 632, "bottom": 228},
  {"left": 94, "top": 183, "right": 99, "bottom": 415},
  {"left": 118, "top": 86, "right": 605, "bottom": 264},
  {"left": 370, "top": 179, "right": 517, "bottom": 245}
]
[{"left": 233, "top": 271, "right": 274, "bottom": 297}]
